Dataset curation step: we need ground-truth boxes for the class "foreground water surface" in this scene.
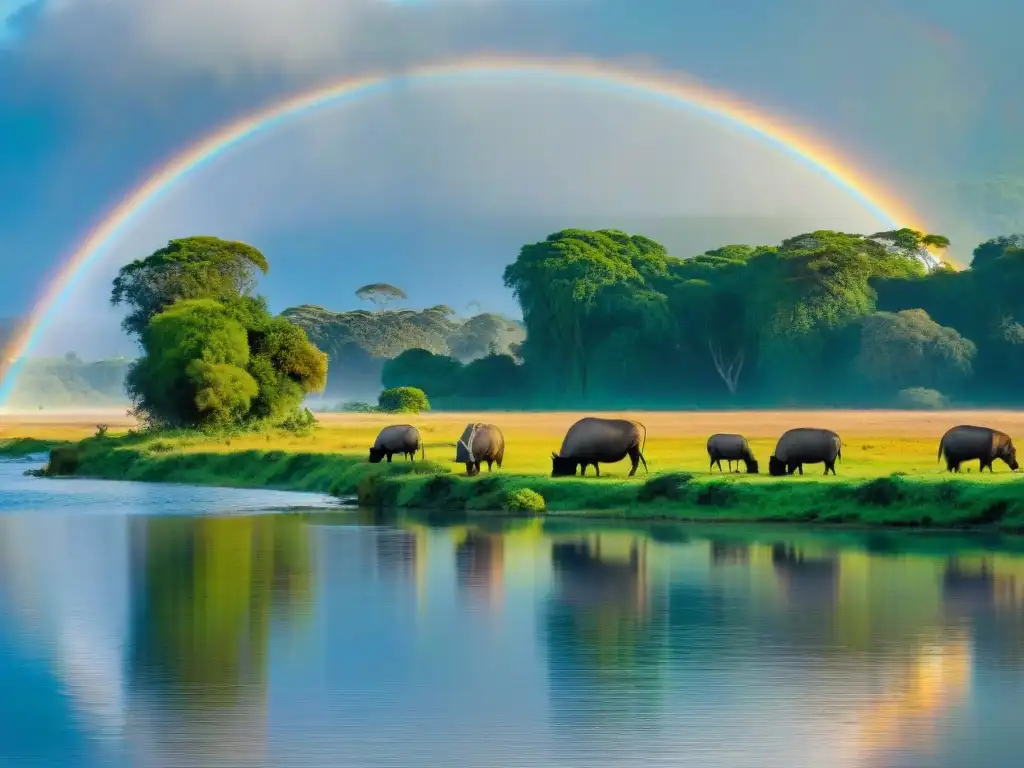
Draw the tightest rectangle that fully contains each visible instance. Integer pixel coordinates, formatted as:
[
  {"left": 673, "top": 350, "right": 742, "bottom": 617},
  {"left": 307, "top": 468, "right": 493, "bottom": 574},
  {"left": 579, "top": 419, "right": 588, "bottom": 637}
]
[{"left": 1, "top": 459, "right": 1023, "bottom": 767}]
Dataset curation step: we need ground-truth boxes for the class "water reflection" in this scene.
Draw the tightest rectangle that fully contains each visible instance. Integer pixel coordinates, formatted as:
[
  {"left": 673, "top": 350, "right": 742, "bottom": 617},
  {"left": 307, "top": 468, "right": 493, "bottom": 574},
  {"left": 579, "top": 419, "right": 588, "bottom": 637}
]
[
  {"left": 3, "top": 499, "right": 1024, "bottom": 767},
  {"left": 455, "top": 530, "right": 505, "bottom": 607},
  {"left": 126, "top": 515, "right": 312, "bottom": 767}
]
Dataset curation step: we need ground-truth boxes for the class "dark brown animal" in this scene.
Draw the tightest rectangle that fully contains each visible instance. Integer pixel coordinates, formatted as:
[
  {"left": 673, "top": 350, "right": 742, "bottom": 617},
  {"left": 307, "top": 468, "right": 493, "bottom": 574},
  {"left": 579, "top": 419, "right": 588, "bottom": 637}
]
[
  {"left": 706, "top": 433, "right": 758, "bottom": 473},
  {"left": 937, "top": 425, "right": 1018, "bottom": 473},
  {"left": 368, "top": 424, "right": 424, "bottom": 463},
  {"left": 768, "top": 428, "right": 842, "bottom": 476},
  {"left": 551, "top": 417, "right": 648, "bottom": 477},
  {"left": 455, "top": 423, "right": 505, "bottom": 476}
]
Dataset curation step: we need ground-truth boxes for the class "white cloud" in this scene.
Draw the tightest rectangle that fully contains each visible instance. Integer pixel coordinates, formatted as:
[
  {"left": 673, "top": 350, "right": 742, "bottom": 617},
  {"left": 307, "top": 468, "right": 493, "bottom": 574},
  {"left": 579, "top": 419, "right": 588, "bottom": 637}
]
[{"left": 18, "top": 0, "right": 559, "bottom": 82}]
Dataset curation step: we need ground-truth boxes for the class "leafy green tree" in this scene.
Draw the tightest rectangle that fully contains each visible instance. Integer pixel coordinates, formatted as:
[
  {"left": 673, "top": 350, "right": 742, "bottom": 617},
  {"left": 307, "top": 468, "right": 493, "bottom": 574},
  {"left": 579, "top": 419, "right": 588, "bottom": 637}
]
[
  {"left": 970, "top": 235, "right": 1024, "bottom": 269},
  {"left": 503, "top": 229, "right": 648, "bottom": 399},
  {"left": 355, "top": 283, "right": 407, "bottom": 309},
  {"left": 381, "top": 348, "right": 463, "bottom": 398},
  {"left": 378, "top": 386, "right": 430, "bottom": 413},
  {"left": 112, "top": 236, "right": 269, "bottom": 338},
  {"left": 448, "top": 313, "right": 525, "bottom": 361},
  {"left": 855, "top": 309, "right": 976, "bottom": 394},
  {"left": 120, "top": 239, "right": 327, "bottom": 429},
  {"left": 126, "top": 299, "right": 258, "bottom": 428},
  {"left": 459, "top": 354, "right": 525, "bottom": 398}
]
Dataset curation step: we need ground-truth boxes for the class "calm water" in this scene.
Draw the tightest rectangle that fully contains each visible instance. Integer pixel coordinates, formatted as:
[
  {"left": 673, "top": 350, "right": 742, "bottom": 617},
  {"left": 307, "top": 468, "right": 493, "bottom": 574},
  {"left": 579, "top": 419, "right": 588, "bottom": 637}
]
[{"left": 1, "top": 459, "right": 1023, "bottom": 767}]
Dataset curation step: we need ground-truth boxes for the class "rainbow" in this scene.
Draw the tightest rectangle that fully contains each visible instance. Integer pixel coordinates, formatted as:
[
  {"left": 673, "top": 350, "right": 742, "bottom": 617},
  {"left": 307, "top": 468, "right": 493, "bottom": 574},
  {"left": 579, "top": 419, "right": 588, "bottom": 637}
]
[{"left": 0, "top": 56, "right": 932, "bottom": 405}]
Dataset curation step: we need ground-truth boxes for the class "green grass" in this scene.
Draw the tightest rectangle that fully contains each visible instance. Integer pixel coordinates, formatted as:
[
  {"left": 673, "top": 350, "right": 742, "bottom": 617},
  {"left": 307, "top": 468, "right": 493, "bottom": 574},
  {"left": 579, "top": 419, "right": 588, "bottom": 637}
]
[
  {"left": 0, "top": 436, "right": 71, "bottom": 457},
  {"left": 12, "top": 424, "right": 1024, "bottom": 532}
]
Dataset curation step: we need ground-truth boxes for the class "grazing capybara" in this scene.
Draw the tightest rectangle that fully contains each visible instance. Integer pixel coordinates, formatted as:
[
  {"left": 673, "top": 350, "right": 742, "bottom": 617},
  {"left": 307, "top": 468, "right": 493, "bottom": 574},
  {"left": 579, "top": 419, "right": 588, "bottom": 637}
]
[
  {"left": 938, "top": 425, "right": 1018, "bottom": 473},
  {"left": 551, "top": 417, "right": 648, "bottom": 477},
  {"left": 455, "top": 423, "right": 505, "bottom": 476},
  {"left": 706, "top": 433, "right": 759, "bottom": 473},
  {"left": 368, "top": 424, "right": 423, "bottom": 463},
  {"left": 768, "top": 428, "right": 842, "bottom": 476}
]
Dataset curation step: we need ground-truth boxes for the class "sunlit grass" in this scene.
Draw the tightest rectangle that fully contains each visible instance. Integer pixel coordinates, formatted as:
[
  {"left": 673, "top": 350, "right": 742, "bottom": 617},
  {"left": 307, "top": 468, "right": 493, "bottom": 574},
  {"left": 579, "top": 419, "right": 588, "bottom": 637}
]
[{"left": 4, "top": 410, "right": 1024, "bottom": 530}]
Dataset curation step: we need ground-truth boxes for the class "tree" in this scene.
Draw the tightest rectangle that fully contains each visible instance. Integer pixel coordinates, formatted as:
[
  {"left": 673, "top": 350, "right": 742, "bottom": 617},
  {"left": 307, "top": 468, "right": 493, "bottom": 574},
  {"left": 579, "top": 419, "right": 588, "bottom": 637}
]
[
  {"left": 855, "top": 309, "right": 976, "bottom": 394},
  {"left": 378, "top": 386, "right": 430, "bottom": 413},
  {"left": 971, "top": 234, "right": 1024, "bottom": 269},
  {"left": 381, "top": 348, "right": 462, "bottom": 398},
  {"left": 459, "top": 354, "right": 525, "bottom": 398},
  {"left": 355, "top": 283, "right": 407, "bottom": 309},
  {"left": 447, "top": 313, "right": 525, "bottom": 361},
  {"left": 503, "top": 229, "right": 648, "bottom": 399},
  {"left": 126, "top": 299, "right": 258, "bottom": 428},
  {"left": 111, "top": 236, "right": 269, "bottom": 338},
  {"left": 746, "top": 230, "right": 930, "bottom": 394},
  {"left": 120, "top": 239, "right": 326, "bottom": 429}
]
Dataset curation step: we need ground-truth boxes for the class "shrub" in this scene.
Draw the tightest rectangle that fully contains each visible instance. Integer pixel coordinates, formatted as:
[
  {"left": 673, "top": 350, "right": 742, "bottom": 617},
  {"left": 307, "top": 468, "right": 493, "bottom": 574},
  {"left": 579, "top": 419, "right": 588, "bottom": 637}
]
[
  {"left": 280, "top": 407, "right": 318, "bottom": 433},
  {"left": 503, "top": 488, "right": 545, "bottom": 513},
  {"left": 378, "top": 386, "right": 430, "bottom": 413},
  {"left": 897, "top": 387, "right": 948, "bottom": 410}
]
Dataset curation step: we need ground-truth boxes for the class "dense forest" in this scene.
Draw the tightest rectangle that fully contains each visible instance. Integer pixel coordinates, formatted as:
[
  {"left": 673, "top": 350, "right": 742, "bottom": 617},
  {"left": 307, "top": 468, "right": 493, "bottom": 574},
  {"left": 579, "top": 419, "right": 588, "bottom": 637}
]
[
  {"left": 6, "top": 225, "right": 1024, "bottom": 412},
  {"left": 377, "top": 227, "right": 1024, "bottom": 409}
]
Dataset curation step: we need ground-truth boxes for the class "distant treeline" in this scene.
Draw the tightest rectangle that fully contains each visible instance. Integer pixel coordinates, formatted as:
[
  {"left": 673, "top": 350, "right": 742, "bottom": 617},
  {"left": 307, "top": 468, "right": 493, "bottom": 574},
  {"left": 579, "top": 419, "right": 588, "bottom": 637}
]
[
  {"left": 374, "top": 227, "right": 1024, "bottom": 409},
  {"left": 4, "top": 354, "right": 133, "bottom": 409},
  {"left": 13, "top": 226, "right": 1024, "bottom": 413},
  {"left": 282, "top": 304, "right": 523, "bottom": 401}
]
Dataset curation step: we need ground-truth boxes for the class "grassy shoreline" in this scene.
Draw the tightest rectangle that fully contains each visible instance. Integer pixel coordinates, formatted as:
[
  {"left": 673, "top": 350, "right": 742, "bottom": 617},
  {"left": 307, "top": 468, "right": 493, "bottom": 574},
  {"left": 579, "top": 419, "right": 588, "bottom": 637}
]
[{"left": 5, "top": 423, "right": 1024, "bottom": 532}]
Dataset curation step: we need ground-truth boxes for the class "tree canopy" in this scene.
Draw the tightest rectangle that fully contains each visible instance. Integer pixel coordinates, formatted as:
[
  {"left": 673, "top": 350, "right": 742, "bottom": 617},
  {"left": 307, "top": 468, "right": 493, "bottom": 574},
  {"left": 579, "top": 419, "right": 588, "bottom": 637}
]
[
  {"left": 355, "top": 283, "right": 407, "bottom": 308},
  {"left": 111, "top": 236, "right": 269, "bottom": 338},
  {"left": 119, "top": 241, "right": 325, "bottom": 429}
]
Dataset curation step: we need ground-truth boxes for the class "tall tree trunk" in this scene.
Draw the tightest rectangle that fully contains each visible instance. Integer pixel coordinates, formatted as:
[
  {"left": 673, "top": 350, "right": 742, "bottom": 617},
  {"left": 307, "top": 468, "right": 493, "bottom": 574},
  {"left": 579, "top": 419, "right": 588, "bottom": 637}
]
[{"left": 708, "top": 338, "right": 744, "bottom": 394}]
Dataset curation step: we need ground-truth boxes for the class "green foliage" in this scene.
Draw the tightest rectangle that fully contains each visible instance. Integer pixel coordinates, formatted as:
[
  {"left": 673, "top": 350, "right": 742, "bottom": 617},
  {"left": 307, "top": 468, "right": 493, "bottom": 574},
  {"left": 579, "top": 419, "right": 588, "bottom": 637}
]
[
  {"left": 381, "top": 348, "right": 462, "bottom": 397},
  {"left": 281, "top": 304, "right": 524, "bottom": 397},
  {"left": 40, "top": 432, "right": 1024, "bottom": 530},
  {"left": 502, "top": 488, "right": 546, "bottom": 513},
  {"left": 378, "top": 386, "right": 430, "bottom": 413},
  {"left": 896, "top": 387, "right": 949, "bottom": 410},
  {"left": 111, "top": 236, "right": 269, "bottom": 338},
  {"left": 280, "top": 407, "right": 318, "bottom": 433},
  {"left": 856, "top": 309, "right": 975, "bottom": 393},
  {"left": 122, "top": 241, "right": 327, "bottom": 430},
  {"left": 355, "top": 283, "right": 407, "bottom": 308}
]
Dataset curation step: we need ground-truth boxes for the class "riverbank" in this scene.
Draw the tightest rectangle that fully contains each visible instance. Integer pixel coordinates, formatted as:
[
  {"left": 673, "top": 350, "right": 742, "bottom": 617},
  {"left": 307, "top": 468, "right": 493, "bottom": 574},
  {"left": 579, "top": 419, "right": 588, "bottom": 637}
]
[{"left": 3, "top": 412, "right": 1023, "bottom": 531}]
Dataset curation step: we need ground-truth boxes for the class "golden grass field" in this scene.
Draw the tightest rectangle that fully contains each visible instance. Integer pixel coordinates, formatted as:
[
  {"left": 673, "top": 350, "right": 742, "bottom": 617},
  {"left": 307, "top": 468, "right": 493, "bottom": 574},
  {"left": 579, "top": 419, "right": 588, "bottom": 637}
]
[{"left": 4, "top": 408, "right": 1024, "bottom": 481}]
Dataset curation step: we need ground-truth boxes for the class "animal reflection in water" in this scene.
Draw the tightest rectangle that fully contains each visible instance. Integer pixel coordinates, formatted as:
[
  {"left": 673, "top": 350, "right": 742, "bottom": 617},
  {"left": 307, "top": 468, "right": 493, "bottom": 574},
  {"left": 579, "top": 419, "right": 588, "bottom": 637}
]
[
  {"left": 711, "top": 540, "right": 750, "bottom": 566},
  {"left": 455, "top": 531, "right": 504, "bottom": 604},
  {"left": 771, "top": 544, "right": 841, "bottom": 605},
  {"left": 942, "top": 557, "right": 1004, "bottom": 618},
  {"left": 550, "top": 538, "right": 648, "bottom": 613}
]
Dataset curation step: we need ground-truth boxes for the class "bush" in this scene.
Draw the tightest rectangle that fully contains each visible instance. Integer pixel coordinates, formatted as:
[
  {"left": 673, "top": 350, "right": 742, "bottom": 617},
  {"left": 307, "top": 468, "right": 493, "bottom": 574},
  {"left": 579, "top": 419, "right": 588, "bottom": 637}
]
[
  {"left": 378, "top": 386, "right": 430, "bottom": 413},
  {"left": 503, "top": 488, "right": 545, "bottom": 513},
  {"left": 280, "top": 407, "right": 318, "bottom": 433},
  {"left": 897, "top": 387, "right": 948, "bottom": 410}
]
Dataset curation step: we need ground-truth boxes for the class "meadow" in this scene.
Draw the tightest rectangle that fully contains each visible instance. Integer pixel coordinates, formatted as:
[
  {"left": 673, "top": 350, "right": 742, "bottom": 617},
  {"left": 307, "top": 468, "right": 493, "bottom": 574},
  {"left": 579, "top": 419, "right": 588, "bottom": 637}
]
[{"left": 2, "top": 409, "right": 1024, "bottom": 530}]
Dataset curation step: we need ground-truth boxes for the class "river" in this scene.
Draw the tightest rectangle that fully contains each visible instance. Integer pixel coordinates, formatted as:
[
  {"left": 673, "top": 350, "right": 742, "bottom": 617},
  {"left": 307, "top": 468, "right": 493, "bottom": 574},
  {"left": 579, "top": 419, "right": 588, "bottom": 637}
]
[{"left": 1, "top": 457, "right": 1022, "bottom": 767}]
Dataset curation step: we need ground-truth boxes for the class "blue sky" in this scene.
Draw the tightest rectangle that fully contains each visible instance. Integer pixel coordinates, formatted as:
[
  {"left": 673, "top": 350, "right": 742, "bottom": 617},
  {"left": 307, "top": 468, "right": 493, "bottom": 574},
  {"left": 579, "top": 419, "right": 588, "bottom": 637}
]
[{"left": 2, "top": 0, "right": 1023, "bottom": 357}]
